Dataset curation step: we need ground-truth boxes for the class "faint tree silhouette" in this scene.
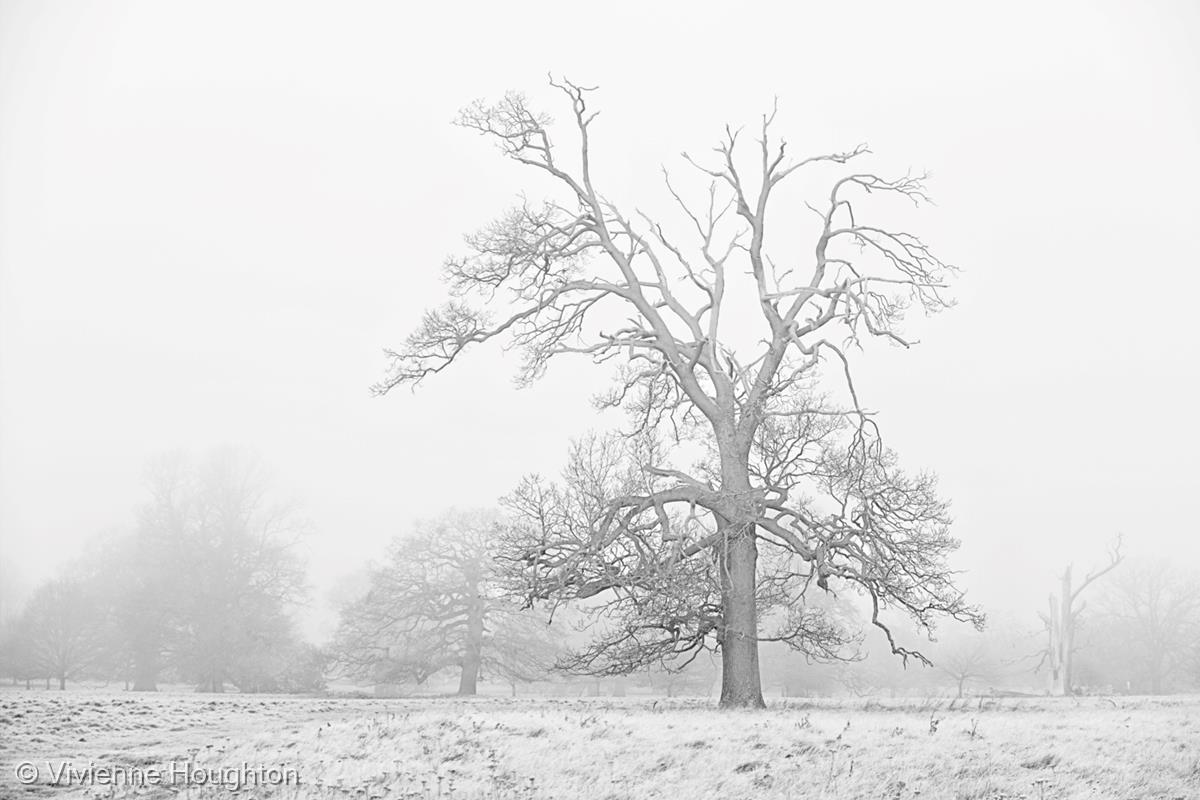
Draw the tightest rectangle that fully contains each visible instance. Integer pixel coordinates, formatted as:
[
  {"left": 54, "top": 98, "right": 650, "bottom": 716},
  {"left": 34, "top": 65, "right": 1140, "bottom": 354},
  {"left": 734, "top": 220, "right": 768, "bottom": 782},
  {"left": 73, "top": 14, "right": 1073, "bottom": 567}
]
[
  {"left": 1100, "top": 558, "right": 1200, "bottom": 693},
  {"left": 1039, "top": 536, "right": 1122, "bottom": 695},
  {"left": 333, "top": 510, "right": 559, "bottom": 695}
]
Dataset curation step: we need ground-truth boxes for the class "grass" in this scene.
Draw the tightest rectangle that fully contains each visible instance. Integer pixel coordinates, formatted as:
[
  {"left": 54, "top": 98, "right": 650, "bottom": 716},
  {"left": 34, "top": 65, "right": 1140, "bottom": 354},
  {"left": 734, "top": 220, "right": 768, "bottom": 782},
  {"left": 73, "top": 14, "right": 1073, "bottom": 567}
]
[{"left": 1, "top": 690, "right": 1197, "bottom": 799}]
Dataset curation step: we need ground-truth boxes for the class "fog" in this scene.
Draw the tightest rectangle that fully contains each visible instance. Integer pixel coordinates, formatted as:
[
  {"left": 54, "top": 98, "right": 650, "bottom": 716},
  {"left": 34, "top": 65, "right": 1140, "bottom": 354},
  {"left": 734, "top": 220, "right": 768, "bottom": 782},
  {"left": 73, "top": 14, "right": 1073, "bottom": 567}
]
[{"left": 2, "top": 0, "right": 1198, "bottom": 650}]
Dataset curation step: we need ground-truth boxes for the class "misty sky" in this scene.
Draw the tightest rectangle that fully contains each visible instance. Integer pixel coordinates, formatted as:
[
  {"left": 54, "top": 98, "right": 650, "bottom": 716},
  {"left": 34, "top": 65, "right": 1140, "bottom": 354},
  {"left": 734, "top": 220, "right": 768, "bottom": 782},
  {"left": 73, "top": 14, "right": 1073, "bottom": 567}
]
[{"left": 2, "top": 1, "right": 1198, "bottom": 636}]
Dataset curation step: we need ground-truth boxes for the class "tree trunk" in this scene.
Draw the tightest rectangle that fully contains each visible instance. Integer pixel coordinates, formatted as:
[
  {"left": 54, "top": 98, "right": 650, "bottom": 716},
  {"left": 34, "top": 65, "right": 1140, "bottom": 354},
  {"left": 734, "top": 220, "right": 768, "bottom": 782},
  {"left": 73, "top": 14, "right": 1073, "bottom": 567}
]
[
  {"left": 717, "top": 524, "right": 765, "bottom": 709},
  {"left": 132, "top": 655, "right": 159, "bottom": 692},
  {"left": 457, "top": 599, "right": 484, "bottom": 696},
  {"left": 130, "top": 639, "right": 160, "bottom": 691},
  {"left": 1053, "top": 569, "right": 1073, "bottom": 696},
  {"left": 1047, "top": 570, "right": 1073, "bottom": 697},
  {"left": 59, "top": 675, "right": 66, "bottom": 690},
  {"left": 1146, "top": 648, "right": 1165, "bottom": 694},
  {"left": 712, "top": 437, "right": 766, "bottom": 710},
  {"left": 201, "top": 670, "right": 224, "bottom": 693},
  {"left": 457, "top": 654, "right": 480, "bottom": 695}
]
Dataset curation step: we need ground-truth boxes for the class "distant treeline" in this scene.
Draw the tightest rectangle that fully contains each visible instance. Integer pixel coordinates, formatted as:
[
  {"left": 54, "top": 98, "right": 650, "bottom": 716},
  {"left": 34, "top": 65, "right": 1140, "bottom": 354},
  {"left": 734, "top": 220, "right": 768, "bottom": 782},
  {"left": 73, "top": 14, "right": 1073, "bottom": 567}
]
[
  {"left": 0, "top": 449, "right": 322, "bottom": 693},
  {"left": 3, "top": 450, "right": 1197, "bottom": 699}
]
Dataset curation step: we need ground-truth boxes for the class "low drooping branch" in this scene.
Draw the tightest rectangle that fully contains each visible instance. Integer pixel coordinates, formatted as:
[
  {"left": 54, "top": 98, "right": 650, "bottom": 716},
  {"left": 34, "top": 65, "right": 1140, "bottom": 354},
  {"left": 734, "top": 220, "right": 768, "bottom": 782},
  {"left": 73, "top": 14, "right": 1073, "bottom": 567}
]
[{"left": 501, "top": 411, "right": 980, "bottom": 670}]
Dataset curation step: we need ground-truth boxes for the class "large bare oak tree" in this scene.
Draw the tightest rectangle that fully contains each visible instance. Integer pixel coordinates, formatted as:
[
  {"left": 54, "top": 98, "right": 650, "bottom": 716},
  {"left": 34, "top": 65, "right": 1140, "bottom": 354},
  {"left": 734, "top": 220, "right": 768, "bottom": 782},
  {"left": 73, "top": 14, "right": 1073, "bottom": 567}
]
[{"left": 378, "top": 79, "right": 979, "bottom": 708}]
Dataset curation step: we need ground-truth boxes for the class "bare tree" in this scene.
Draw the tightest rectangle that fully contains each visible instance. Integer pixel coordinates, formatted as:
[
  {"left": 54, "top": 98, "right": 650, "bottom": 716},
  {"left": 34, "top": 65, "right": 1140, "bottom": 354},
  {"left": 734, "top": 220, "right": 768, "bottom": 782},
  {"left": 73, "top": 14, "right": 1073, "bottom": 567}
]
[
  {"left": 91, "top": 457, "right": 193, "bottom": 691},
  {"left": 0, "top": 451, "right": 310, "bottom": 694},
  {"left": 1039, "top": 537, "right": 1122, "bottom": 696},
  {"left": 935, "top": 632, "right": 1003, "bottom": 699},
  {"left": 1099, "top": 559, "right": 1200, "bottom": 694},
  {"left": 642, "top": 657, "right": 720, "bottom": 698},
  {"left": 167, "top": 449, "right": 308, "bottom": 692},
  {"left": 332, "top": 510, "right": 558, "bottom": 696},
  {"left": 378, "top": 79, "right": 979, "bottom": 707},
  {"left": 488, "top": 612, "right": 563, "bottom": 697},
  {"left": 19, "top": 579, "right": 103, "bottom": 690},
  {"left": 0, "top": 609, "right": 42, "bottom": 688}
]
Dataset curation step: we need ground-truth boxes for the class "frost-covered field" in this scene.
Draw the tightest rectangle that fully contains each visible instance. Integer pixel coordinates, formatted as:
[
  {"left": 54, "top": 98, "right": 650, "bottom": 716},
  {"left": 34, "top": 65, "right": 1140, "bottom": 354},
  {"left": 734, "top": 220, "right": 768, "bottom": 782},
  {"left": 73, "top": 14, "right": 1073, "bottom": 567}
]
[{"left": 2, "top": 690, "right": 1197, "bottom": 800}]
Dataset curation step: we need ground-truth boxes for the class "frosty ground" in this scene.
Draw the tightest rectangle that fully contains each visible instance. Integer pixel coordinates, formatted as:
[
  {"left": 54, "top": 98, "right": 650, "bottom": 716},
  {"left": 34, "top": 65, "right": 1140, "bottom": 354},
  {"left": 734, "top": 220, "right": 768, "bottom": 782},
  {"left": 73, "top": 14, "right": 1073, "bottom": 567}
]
[{"left": 1, "top": 691, "right": 1196, "bottom": 800}]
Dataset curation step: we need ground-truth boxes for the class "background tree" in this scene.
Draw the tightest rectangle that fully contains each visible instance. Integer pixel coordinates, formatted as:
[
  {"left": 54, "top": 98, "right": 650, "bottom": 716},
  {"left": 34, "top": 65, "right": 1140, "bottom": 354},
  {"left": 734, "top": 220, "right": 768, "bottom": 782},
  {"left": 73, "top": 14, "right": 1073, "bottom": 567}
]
[
  {"left": 379, "top": 80, "right": 979, "bottom": 707},
  {"left": 0, "top": 450, "right": 314, "bottom": 694},
  {"left": 332, "top": 510, "right": 559, "bottom": 696},
  {"left": 1095, "top": 558, "right": 1200, "bottom": 694},
  {"left": 227, "top": 629, "right": 328, "bottom": 694},
  {"left": 87, "top": 449, "right": 310, "bottom": 693},
  {"left": 18, "top": 578, "right": 104, "bottom": 689},
  {"left": 0, "top": 614, "right": 39, "bottom": 688},
  {"left": 87, "top": 466, "right": 189, "bottom": 692},
  {"left": 172, "top": 449, "right": 308, "bottom": 692},
  {"left": 638, "top": 657, "right": 720, "bottom": 698},
  {"left": 1039, "top": 538, "right": 1122, "bottom": 695},
  {"left": 116, "top": 455, "right": 196, "bottom": 690},
  {"left": 932, "top": 630, "right": 1005, "bottom": 699},
  {"left": 759, "top": 642, "right": 845, "bottom": 699},
  {"left": 486, "top": 612, "right": 563, "bottom": 697}
]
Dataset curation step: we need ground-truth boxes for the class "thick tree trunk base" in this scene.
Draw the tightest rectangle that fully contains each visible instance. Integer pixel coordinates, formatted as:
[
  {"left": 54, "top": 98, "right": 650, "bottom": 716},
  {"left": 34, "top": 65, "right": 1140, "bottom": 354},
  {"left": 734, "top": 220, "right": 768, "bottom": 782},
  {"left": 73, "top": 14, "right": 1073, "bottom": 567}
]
[
  {"left": 457, "top": 598, "right": 484, "bottom": 697},
  {"left": 719, "top": 693, "right": 767, "bottom": 709},
  {"left": 456, "top": 664, "right": 479, "bottom": 696},
  {"left": 717, "top": 527, "right": 766, "bottom": 710}
]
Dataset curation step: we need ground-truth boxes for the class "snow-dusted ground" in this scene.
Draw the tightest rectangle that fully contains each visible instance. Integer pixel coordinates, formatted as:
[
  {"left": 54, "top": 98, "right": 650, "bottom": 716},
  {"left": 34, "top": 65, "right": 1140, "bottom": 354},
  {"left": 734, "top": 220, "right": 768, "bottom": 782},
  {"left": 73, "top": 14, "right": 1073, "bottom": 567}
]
[{"left": 2, "top": 689, "right": 1196, "bottom": 799}]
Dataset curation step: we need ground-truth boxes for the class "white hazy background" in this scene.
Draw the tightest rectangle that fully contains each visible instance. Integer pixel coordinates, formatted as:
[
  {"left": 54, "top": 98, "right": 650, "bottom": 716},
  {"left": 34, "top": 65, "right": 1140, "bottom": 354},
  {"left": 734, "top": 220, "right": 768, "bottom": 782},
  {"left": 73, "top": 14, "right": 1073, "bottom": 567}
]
[{"left": 2, "top": 1, "right": 1198, "bottom": 636}]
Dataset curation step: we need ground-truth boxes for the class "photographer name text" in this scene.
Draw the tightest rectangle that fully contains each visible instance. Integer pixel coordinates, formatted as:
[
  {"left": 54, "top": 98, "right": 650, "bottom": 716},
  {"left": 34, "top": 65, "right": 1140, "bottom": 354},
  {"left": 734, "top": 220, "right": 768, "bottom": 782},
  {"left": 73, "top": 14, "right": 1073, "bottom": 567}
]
[{"left": 13, "top": 760, "right": 300, "bottom": 790}]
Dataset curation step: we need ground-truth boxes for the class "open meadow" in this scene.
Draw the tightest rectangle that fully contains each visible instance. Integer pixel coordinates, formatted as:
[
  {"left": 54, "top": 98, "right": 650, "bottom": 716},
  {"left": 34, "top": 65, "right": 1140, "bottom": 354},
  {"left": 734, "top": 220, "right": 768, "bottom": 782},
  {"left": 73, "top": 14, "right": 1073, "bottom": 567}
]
[{"left": 2, "top": 690, "right": 1197, "bottom": 800}]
